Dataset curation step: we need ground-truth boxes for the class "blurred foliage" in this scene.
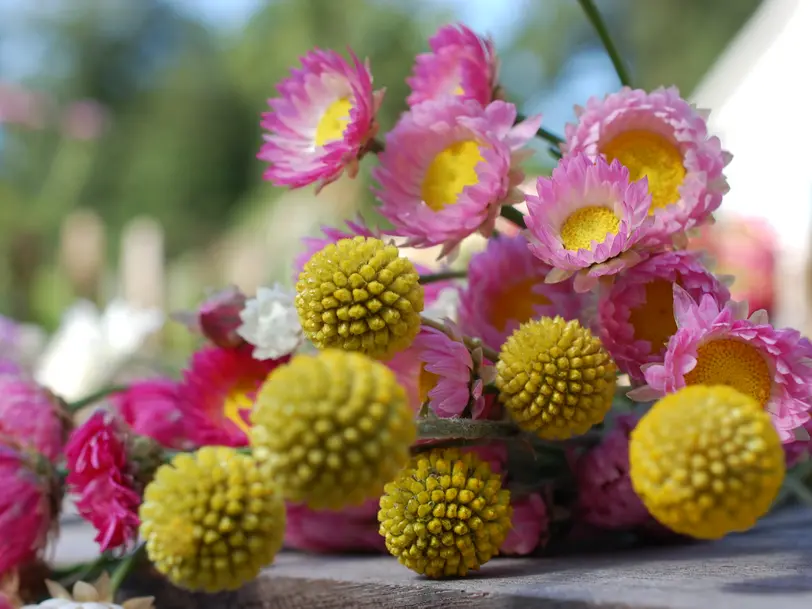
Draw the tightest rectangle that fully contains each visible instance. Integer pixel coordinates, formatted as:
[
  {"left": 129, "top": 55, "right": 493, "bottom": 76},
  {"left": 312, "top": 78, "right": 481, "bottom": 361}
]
[{"left": 0, "top": 0, "right": 764, "bottom": 327}]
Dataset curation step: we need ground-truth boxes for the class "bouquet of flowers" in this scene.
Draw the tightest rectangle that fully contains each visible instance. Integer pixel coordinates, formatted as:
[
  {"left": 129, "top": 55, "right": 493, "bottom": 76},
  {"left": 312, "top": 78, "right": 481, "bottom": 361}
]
[{"left": 2, "top": 5, "right": 811, "bottom": 607}]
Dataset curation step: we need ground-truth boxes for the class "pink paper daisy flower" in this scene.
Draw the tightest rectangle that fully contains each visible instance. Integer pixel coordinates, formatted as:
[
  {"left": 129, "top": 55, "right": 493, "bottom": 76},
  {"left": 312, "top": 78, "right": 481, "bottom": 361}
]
[
  {"left": 373, "top": 99, "right": 542, "bottom": 256},
  {"left": 111, "top": 379, "right": 195, "bottom": 450},
  {"left": 500, "top": 493, "right": 549, "bottom": 555},
  {"left": 407, "top": 23, "right": 499, "bottom": 108},
  {"left": 784, "top": 419, "right": 812, "bottom": 468},
  {"left": 171, "top": 286, "right": 249, "bottom": 350},
  {"left": 597, "top": 251, "right": 730, "bottom": 380},
  {"left": 284, "top": 499, "right": 384, "bottom": 554},
  {"left": 178, "top": 344, "right": 289, "bottom": 447},
  {"left": 258, "top": 48, "right": 385, "bottom": 191},
  {"left": 564, "top": 87, "right": 731, "bottom": 244},
  {"left": 458, "top": 234, "right": 586, "bottom": 351},
  {"left": 573, "top": 415, "right": 651, "bottom": 530},
  {"left": 525, "top": 153, "right": 652, "bottom": 292},
  {"left": 65, "top": 411, "right": 141, "bottom": 552},
  {"left": 628, "top": 287, "right": 812, "bottom": 443}
]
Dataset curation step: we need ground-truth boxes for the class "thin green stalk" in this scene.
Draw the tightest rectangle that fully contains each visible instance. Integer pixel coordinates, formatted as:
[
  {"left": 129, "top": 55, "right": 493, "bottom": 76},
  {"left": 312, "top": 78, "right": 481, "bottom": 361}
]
[
  {"left": 417, "top": 418, "right": 521, "bottom": 440},
  {"left": 109, "top": 545, "right": 144, "bottom": 596},
  {"left": 420, "top": 315, "right": 500, "bottom": 362},
  {"left": 499, "top": 205, "right": 527, "bottom": 230},
  {"left": 65, "top": 385, "right": 127, "bottom": 414},
  {"left": 782, "top": 473, "right": 812, "bottom": 509},
  {"left": 576, "top": 0, "right": 632, "bottom": 87},
  {"left": 419, "top": 270, "right": 467, "bottom": 284},
  {"left": 516, "top": 113, "right": 565, "bottom": 147}
]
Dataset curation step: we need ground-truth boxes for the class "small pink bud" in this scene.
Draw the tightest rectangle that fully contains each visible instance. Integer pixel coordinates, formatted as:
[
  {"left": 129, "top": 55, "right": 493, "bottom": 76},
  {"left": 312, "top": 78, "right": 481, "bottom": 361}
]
[{"left": 198, "top": 286, "right": 247, "bottom": 349}]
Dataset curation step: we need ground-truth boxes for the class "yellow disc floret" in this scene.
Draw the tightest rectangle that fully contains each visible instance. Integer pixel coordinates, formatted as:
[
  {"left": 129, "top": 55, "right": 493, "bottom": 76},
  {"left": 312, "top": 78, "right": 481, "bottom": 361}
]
[
  {"left": 251, "top": 349, "right": 416, "bottom": 510},
  {"left": 496, "top": 316, "right": 616, "bottom": 439},
  {"left": 378, "top": 448, "right": 512, "bottom": 578},
  {"left": 296, "top": 236, "right": 424, "bottom": 359},
  {"left": 560, "top": 206, "right": 621, "bottom": 252},
  {"left": 139, "top": 447, "right": 285, "bottom": 592},
  {"left": 629, "top": 385, "right": 785, "bottom": 540}
]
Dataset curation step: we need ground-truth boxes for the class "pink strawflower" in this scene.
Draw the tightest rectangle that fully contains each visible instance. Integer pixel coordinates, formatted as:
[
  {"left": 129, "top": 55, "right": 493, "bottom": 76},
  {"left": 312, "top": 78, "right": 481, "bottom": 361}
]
[
  {"left": 500, "top": 493, "right": 549, "bottom": 555},
  {"left": 292, "top": 218, "right": 377, "bottom": 282},
  {"left": 0, "top": 444, "right": 55, "bottom": 573},
  {"left": 407, "top": 23, "right": 498, "bottom": 107},
  {"left": 458, "top": 234, "right": 585, "bottom": 351},
  {"left": 65, "top": 411, "right": 140, "bottom": 552},
  {"left": 564, "top": 87, "right": 731, "bottom": 244},
  {"left": 525, "top": 153, "right": 652, "bottom": 293},
  {"left": 284, "top": 499, "right": 384, "bottom": 554},
  {"left": 171, "top": 286, "right": 249, "bottom": 350},
  {"left": 0, "top": 374, "right": 69, "bottom": 463},
  {"left": 373, "top": 99, "right": 542, "bottom": 256},
  {"left": 258, "top": 48, "right": 384, "bottom": 191},
  {"left": 111, "top": 379, "right": 194, "bottom": 450},
  {"left": 573, "top": 415, "right": 651, "bottom": 530},
  {"left": 628, "top": 287, "right": 812, "bottom": 443},
  {"left": 178, "top": 344, "right": 289, "bottom": 447},
  {"left": 597, "top": 251, "right": 730, "bottom": 381},
  {"left": 784, "top": 419, "right": 812, "bottom": 468}
]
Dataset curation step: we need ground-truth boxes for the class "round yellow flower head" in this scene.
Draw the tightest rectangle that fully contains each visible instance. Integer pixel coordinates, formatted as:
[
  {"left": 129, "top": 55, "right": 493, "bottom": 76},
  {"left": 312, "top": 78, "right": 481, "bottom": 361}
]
[
  {"left": 296, "top": 236, "right": 424, "bottom": 359},
  {"left": 251, "top": 349, "right": 416, "bottom": 510},
  {"left": 139, "top": 447, "right": 285, "bottom": 593},
  {"left": 378, "top": 448, "right": 512, "bottom": 579},
  {"left": 629, "top": 385, "right": 785, "bottom": 540},
  {"left": 495, "top": 316, "right": 616, "bottom": 439}
]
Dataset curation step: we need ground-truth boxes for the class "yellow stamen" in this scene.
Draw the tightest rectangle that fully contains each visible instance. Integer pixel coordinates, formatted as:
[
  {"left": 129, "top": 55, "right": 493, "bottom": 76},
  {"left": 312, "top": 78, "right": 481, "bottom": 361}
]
[
  {"left": 418, "top": 364, "right": 440, "bottom": 403},
  {"left": 683, "top": 338, "right": 772, "bottom": 407},
  {"left": 223, "top": 384, "right": 255, "bottom": 437},
  {"left": 421, "top": 140, "right": 484, "bottom": 211},
  {"left": 453, "top": 85, "right": 465, "bottom": 95},
  {"left": 560, "top": 206, "right": 620, "bottom": 251},
  {"left": 627, "top": 279, "right": 678, "bottom": 350},
  {"left": 490, "top": 277, "right": 551, "bottom": 331},
  {"left": 315, "top": 97, "right": 353, "bottom": 147},
  {"left": 601, "top": 130, "right": 686, "bottom": 213}
]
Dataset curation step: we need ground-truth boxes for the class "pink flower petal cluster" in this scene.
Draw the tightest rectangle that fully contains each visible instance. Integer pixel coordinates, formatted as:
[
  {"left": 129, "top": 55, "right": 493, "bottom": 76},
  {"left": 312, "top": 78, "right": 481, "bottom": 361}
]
[
  {"left": 112, "top": 379, "right": 194, "bottom": 450},
  {"left": 65, "top": 411, "right": 140, "bottom": 552},
  {"left": 525, "top": 154, "right": 652, "bottom": 292},
  {"left": 500, "top": 493, "right": 549, "bottom": 555},
  {"left": 0, "top": 374, "right": 68, "bottom": 463},
  {"left": 259, "top": 48, "right": 384, "bottom": 190},
  {"left": 407, "top": 23, "right": 498, "bottom": 107},
  {"left": 374, "top": 99, "right": 541, "bottom": 255},
  {"left": 284, "top": 499, "right": 385, "bottom": 554}
]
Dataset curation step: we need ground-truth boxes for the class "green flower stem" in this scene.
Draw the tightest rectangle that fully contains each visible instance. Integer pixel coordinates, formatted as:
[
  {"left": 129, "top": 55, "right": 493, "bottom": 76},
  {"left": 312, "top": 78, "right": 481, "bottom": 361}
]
[
  {"left": 418, "top": 418, "right": 521, "bottom": 440},
  {"left": 366, "top": 138, "right": 385, "bottom": 154},
  {"left": 420, "top": 315, "right": 500, "bottom": 362},
  {"left": 419, "top": 270, "right": 467, "bottom": 284},
  {"left": 782, "top": 473, "right": 812, "bottom": 509},
  {"left": 576, "top": 0, "right": 633, "bottom": 87},
  {"left": 54, "top": 553, "right": 118, "bottom": 588},
  {"left": 515, "top": 113, "right": 565, "bottom": 147},
  {"left": 109, "top": 544, "right": 145, "bottom": 597},
  {"left": 65, "top": 385, "right": 128, "bottom": 414},
  {"left": 499, "top": 205, "right": 527, "bottom": 230}
]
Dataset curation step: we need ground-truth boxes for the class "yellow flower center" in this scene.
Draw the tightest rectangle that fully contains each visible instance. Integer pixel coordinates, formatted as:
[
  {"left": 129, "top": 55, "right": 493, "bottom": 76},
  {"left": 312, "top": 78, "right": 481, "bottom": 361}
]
[
  {"left": 453, "top": 84, "right": 465, "bottom": 95},
  {"left": 421, "top": 140, "right": 484, "bottom": 211},
  {"left": 418, "top": 364, "right": 440, "bottom": 403},
  {"left": 223, "top": 383, "right": 256, "bottom": 437},
  {"left": 314, "top": 97, "right": 353, "bottom": 147},
  {"left": 560, "top": 206, "right": 620, "bottom": 251},
  {"left": 490, "top": 277, "right": 551, "bottom": 332},
  {"left": 601, "top": 130, "right": 686, "bottom": 213},
  {"left": 683, "top": 338, "right": 772, "bottom": 407},
  {"left": 627, "top": 279, "right": 678, "bottom": 350}
]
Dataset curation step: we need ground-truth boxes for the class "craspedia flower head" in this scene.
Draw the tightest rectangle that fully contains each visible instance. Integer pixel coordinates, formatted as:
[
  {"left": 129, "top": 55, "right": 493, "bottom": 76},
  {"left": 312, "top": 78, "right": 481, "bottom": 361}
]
[
  {"left": 292, "top": 218, "right": 377, "bottom": 282},
  {"left": 378, "top": 448, "right": 511, "bottom": 578},
  {"left": 496, "top": 317, "right": 617, "bottom": 440},
  {"left": 406, "top": 23, "right": 499, "bottom": 107},
  {"left": 629, "top": 385, "right": 784, "bottom": 540},
  {"left": 251, "top": 349, "right": 416, "bottom": 510},
  {"left": 525, "top": 153, "right": 652, "bottom": 293},
  {"left": 295, "top": 236, "right": 424, "bottom": 359},
  {"left": 139, "top": 446, "right": 285, "bottom": 593},
  {"left": 564, "top": 87, "right": 730, "bottom": 243}
]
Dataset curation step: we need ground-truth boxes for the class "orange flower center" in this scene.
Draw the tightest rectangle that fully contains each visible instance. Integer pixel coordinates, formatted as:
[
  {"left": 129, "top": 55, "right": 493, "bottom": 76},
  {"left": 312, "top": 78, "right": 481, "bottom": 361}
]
[
  {"left": 418, "top": 364, "right": 440, "bottom": 404},
  {"left": 490, "top": 277, "right": 551, "bottom": 332},
  {"left": 223, "top": 382, "right": 256, "bottom": 437},
  {"left": 627, "top": 279, "right": 678, "bottom": 351}
]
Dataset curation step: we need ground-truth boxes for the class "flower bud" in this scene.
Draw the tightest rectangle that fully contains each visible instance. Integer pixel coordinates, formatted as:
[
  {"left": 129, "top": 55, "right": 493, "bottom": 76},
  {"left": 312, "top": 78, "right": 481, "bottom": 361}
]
[{"left": 198, "top": 286, "right": 247, "bottom": 349}]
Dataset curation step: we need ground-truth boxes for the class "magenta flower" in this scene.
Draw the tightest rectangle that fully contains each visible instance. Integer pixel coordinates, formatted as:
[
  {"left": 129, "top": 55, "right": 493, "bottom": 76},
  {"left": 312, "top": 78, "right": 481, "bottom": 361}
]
[
  {"left": 284, "top": 499, "right": 384, "bottom": 554},
  {"left": 564, "top": 87, "right": 731, "bottom": 244},
  {"left": 597, "top": 251, "right": 730, "bottom": 380},
  {"left": 628, "top": 287, "right": 812, "bottom": 443},
  {"left": 258, "top": 48, "right": 384, "bottom": 191},
  {"left": 111, "top": 379, "right": 193, "bottom": 450},
  {"left": 458, "top": 234, "right": 586, "bottom": 351},
  {"left": 525, "top": 154, "right": 652, "bottom": 292},
  {"left": 500, "top": 493, "right": 549, "bottom": 555},
  {"left": 374, "top": 99, "right": 541, "bottom": 256},
  {"left": 407, "top": 23, "right": 498, "bottom": 107}
]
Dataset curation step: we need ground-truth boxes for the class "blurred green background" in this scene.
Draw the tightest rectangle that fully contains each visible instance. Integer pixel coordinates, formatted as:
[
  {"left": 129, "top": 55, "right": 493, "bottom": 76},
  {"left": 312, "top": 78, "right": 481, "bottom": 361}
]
[{"left": 0, "top": 0, "right": 763, "bottom": 343}]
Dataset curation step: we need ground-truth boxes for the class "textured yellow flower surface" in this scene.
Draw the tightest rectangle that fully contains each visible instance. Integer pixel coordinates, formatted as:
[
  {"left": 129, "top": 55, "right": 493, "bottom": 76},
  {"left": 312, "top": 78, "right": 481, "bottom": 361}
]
[
  {"left": 496, "top": 316, "right": 616, "bottom": 439},
  {"left": 295, "top": 236, "right": 424, "bottom": 359},
  {"left": 629, "top": 384, "right": 785, "bottom": 540},
  {"left": 139, "top": 447, "right": 285, "bottom": 592},
  {"left": 378, "top": 448, "right": 512, "bottom": 578},
  {"left": 251, "top": 349, "right": 416, "bottom": 510}
]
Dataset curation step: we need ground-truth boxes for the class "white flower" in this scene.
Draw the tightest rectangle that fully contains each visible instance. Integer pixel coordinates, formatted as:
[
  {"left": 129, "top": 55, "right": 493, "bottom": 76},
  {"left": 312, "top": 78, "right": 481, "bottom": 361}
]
[
  {"left": 423, "top": 286, "right": 461, "bottom": 323},
  {"left": 237, "top": 283, "right": 302, "bottom": 360},
  {"left": 21, "top": 574, "right": 153, "bottom": 609}
]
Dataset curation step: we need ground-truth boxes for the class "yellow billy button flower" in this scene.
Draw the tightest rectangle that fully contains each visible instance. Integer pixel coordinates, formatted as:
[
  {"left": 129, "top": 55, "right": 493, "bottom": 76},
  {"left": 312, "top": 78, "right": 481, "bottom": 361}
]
[
  {"left": 495, "top": 316, "right": 617, "bottom": 439},
  {"left": 139, "top": 447, "right": 285, "bottom": 592},
  {"left": 378, "top": 448, "right": 512, "bottom": 578},
  {"left": 251, "top": 349, "right": 416, "bottom": 510},
  {"left": 295, "top": 236, "right": 424, "bottom": 359},
  {"left": 629, "top": 385, "right": 785, "bottom": 540}
]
